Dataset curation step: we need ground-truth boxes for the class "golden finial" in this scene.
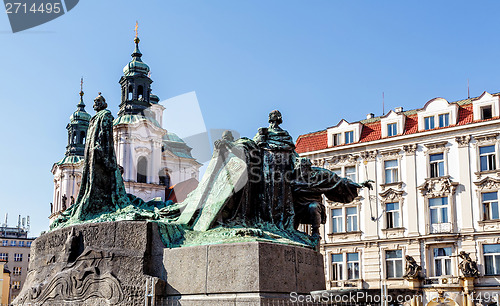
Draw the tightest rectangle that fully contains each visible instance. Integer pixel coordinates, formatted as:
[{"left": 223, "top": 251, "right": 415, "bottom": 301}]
[
  {"left": 134, "top": 21, "right": 139, "bottom": 43},
  {"left": 79, "top": 77, "right": 84, "bottom": 96}
]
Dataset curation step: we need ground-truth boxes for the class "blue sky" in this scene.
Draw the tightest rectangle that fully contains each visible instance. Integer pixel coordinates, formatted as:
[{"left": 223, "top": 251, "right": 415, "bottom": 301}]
[{"left": 1, "top": 1, "right": 500, "bottom": 236}]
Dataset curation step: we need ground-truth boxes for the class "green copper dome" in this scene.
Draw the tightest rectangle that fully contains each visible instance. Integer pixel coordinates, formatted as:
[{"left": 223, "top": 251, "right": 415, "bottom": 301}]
[
  {"left": 70, "top": 92, "right": 91, "bottom": 123},
  {"left": 123, "top": 37, "right": 150, "bottom": 76}
]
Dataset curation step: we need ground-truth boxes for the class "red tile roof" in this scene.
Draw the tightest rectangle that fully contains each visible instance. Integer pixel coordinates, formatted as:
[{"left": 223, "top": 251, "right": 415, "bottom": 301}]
[
  {"left": 295, "top": 130, "right": 328, "bottom": 153},
  {"left": 359, "top": 122, "right": 381, "bottom": 142},
  {"left": 295, "top": 93, "right": 500, "bottom": 153},
  {"left": 457, "top": 104, "right": 473, "bottom": 125}
]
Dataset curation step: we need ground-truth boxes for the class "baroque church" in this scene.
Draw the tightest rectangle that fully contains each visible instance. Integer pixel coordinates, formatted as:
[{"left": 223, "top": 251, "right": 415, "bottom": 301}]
[{"left": 49, "top": 34, "right": 201, "bottom": 223}]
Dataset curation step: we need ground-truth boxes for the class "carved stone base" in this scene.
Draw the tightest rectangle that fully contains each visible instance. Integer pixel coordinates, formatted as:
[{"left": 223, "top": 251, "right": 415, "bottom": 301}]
[{"left": 13, "top": 221, "right": 325, "bottom": 305}]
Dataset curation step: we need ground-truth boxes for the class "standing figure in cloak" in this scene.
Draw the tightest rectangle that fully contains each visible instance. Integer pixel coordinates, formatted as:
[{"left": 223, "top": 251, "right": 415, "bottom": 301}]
[
  {"left": 67, "top": 93, "right": 129, "bottom": 221},
  {"left": 254, "top": 110, "right": 297, "bottom": 230},
  {"left": 292, "top": 158, "right": 372, "bottom": 238}
]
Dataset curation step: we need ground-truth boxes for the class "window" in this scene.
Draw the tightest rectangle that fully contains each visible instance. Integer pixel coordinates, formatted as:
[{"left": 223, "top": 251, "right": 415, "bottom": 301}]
[
  {"left": 19, "top": 241, "right": 25, "bottom": 247},
  {"left": 14, "top": 253, "right": 22, "bottom": 262},
  {"left": 384, "top": 160, "right": 398, "bottom": 184},
  {"left": 346, "top": 207, "right": 358, "bottom": 232},
  {"left": 479, "top": 145, "right": 496, "bottom": 172},
  {"left": 387, "top": 123, "right": 397, "bottom": 137},
  {"left": 0, "top": 253, "right": 7, "bottom": 261},
  {"left": 2, "top": 240, "right": 7, "bottom": 246},
  {"left": 386, "top": 202, "right": 400, "bottom": 228},
  {"left": 424, "top": 116, "right": 435, "bottom": 130},
  {"left": 10, "top": 240, "right": 16, "bottom": 246},
  {"left": 386, "top": 250, "right": 403, "bottom": 278},
  {"left": 430, "top": 153, "right": 444, "bottom": 177},
  {"left": 484, "top": 244, "right": 500, "bottom": 275},
  {"left": 137, "top": 157, "right": 148, "bottom": 183},
  {"left": 12, "top": 281, "right": 21, "bottom": 290},
  {"left": 331, "top": 168, "right": 341, "bottom": 176},
  {"left": 332, "top": 133, "right": 340, "bottom": 146},
  {"left": 481, "top": 105, "right": 493, "bottom": 120},
  {"left": 13, "top": 267, "right": 21, "bottom": 276},
  {"left": 482, "top": 192, "right": 499, "bottom": 220},
  {"left": 345, "top": 131, "right": 354, "bottom": 144},
  {"left": 429, "top": 197, "right": 449, "bottom": 224},
  {"left": 347, "top": 253, "right": 360, "bottom": 279},
  {"left": 438, "top": 113, "right": 449, "bottom": 128},
  {"left": 128, "top": 85, "right": 133, "bottom": 100},
  {"left": 332, "top": 208, "right": 343, "bottom": 233},
  {"left": 27, "top": 241, "right": 32, "bottom": 247},
  {"left": 434, "top": 247, "right": 452, "bottom": 276},
  {"left": 345, "top": 166, "right": 356, "bottom": 182},
  {"left": 331, "top": 254, "right": 344, "bottom": 281}
]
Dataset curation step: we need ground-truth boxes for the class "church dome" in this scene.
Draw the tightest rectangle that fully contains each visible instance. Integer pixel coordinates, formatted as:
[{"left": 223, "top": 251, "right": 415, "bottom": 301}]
[
  {"left": 123, "top": 37, "right": 150, "bottom": 76},
  {"left": 70, "top": 92, "right": 91, "bottom": 123}
]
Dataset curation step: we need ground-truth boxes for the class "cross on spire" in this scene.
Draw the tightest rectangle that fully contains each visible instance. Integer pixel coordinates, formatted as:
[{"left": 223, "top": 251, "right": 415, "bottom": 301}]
[
  {"left": 79, "top": 77, "right": 84, "bottom": 97},
  {"left": 135, "top": 21, "right": 138, "bottom": 39}
]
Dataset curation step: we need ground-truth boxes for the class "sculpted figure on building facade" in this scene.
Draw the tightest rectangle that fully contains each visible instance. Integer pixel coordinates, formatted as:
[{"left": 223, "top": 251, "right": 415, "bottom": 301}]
[
  {"left": 458, "top": 251, "right": 480, "bottom": 277},
  {"left": 403, "top": 255, "right": 422, "bottom": 279}
]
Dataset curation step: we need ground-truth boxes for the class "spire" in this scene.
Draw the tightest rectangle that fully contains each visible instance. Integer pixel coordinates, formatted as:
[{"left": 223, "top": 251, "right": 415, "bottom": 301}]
[
  {"left": 132, "top": 21, "right": 142, "bottom": 59},
  {"left": 123, "top": 21, "right": 149, "bottom": 77},
  {"left": 77, "top": 77, "right": 86, "bottom": 111}
]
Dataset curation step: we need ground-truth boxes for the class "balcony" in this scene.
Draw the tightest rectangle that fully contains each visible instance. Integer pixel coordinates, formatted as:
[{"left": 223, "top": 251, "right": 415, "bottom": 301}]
[
  {"left": 424, "top": 276, "right": 461, "bottom": 287},
  {"left": 430, "top": 222, "right": 453, "bottom": 234},
  {"left": 329, "top": 279, "right": 363, "bottom": 289}
]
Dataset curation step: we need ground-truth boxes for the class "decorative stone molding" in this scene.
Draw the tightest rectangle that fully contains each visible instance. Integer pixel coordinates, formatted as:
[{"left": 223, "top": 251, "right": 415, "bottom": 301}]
[
  {"left": 424, "top": 141, "right": 449, "bottom": 154},
  {"left": 328, "top": 154, "right": 358, "bottom": 165},
  {"left": 381, "top": 227, "right": 405, "bottom": 239},
  {"left": 379, "top": 148, "right": 401, "bottom": 160},
  {"left": 473, "top": 176, "right": 500, "bottom": 191},
  {"left": 360, "top": 150, "right": 377, "bottom": 162},
  {"left": 379, "top": 188, "right": 404, "bottom": 202},
  {"left": 473, "top": 133, "right": 499, "bottom": 146},
  {"left": 312, "top": 159, "right": 325, "bottom": 167},
  {"left": 403, "top": 144, "right": 417, "bottom": 155},
  {"left": 135, "top": 146, "right": 152, "bottom": 155},
  {"left": 418, "top": 176, "right": 458, "bottom": 197},
  {"left": 455, "top": 135, "right": 471, "bottom": 147}
]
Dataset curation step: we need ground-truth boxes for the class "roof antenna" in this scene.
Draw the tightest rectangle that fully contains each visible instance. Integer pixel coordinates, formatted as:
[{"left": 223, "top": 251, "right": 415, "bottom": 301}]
[
  {"left": 467, "top": 79, "right": 470, "bottom": 99},
  {"left": 382, "top": 92, "right": 385, "bottom": 115}
]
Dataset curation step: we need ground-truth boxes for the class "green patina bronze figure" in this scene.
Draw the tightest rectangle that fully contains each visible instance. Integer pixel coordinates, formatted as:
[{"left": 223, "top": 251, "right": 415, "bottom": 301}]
[{"left": 51, "top": 106, "right": 372, "bottom": 249}]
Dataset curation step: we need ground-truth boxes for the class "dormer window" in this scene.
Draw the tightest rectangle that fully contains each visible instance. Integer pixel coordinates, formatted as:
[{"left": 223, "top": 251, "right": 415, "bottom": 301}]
[
  {"left": 345, "top": 131, "right": 354, "bottom": 144},
  {"left": 481, "top": 105, "right": 493, "bottom": 120},
  {"left": 424, "top": 116, "right": 435, "bottom": 130},
  {"left": 332, "top": 133, "right": 340, "bottom": 146},
  {"left": 387, "top": 123, "right": 397, "bottom": 137},
  {"left": 438, "top": 113, "right": 449, "bottom": 127}
]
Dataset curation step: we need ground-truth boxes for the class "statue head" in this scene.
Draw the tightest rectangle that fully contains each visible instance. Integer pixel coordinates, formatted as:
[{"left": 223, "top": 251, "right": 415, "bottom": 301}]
[
  {"left": 93, "top": 92, "right": 108, "bottom": 112},
  {"left": 222, "top": 130, "right": 235, "bottom": 142},
  {"left": 268, "top": 110, "right": 283, "bottom": 126}
]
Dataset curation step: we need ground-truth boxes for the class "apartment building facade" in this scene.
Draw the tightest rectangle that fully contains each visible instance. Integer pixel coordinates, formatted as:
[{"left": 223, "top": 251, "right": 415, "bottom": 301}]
[{"left": 296, "top": 91, "right": 500, "bottom": 306}]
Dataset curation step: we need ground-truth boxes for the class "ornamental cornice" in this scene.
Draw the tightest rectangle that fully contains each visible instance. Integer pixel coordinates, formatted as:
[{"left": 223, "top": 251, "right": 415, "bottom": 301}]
[
  {"left": 360, "top": 150, "right": 377, "bottom": 161},
  {"left": 328, "top": 154, "right": 358, "bottom": 165},
  {"left": 403, "top": 144, "right": 418, "bottom": 155},
  {"left": 312, "top": 159, "right": 325, "bottom": 167},
  {"left": 379, "top": 148, "right": 401, "bottom": 160},
  {"left": 418, "top": 176, "right": 458, "bottom": 197},
  {"left": 473, "top": 133, "right": 499, "bottom": 146},
  {"left": 455, "top": 135, "right": 471, "bottom": 147},
  {"left": 473, "top": 176, "right": 500, "bottom": 191},
  {"left": 424, "top": 141, "right": 448, "bottom": 151},
  {"left": 135, "top": 146, "right": 152, "bottom": 155},
  {"left": 379, "top": 188, "right": 404, "bottom": 202}
]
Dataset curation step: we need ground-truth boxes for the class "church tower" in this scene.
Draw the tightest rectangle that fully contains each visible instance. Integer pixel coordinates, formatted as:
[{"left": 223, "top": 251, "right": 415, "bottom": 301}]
[
  {"left": 50, "top": 82, "right": 90, "bottom": 223},
  {"left": 118, "top": 30, "right": 153, "bottom": 117}
]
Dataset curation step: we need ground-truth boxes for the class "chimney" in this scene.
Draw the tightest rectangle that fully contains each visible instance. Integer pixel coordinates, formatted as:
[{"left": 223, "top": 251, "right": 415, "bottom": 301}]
[
  {"left": 395, "top": 107, "right": 403, "bottom": 113},
  {"left": 366, "top": 113, "right": 375, "bottom": 119}
]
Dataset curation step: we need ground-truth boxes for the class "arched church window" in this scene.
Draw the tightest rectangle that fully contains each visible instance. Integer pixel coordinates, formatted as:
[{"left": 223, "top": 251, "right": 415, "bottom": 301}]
[
  {"left": 80, "top": 131, "right": 86, "bottom": 144},
  {"left": 128, "top": 85, "right": 133, "bottom": 100},
  {"left": 137, "top": 157, "right": 148, "bottom": 183},
  {"left": 138, "top": 85, "right": 144, "bottom": 99}
]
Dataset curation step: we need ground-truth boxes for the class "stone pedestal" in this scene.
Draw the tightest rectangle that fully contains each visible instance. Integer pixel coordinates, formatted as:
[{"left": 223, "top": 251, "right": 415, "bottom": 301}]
[{"left": 13, "top": 221, "right": 325, "bottom": 305}]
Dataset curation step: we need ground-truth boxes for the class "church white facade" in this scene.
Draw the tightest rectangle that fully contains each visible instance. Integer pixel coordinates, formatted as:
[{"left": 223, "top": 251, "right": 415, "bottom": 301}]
[
  {"left": 50, "top": 36, "right": 201, "bottom": 222},
  {"left": 296, "top": 91, "right": 500, "bottom": 306}
]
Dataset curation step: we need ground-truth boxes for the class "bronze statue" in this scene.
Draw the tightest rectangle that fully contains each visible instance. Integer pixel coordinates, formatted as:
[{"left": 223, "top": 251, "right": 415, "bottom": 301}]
[
  {"left": 458, "top": 251, "right": 480, "bottom": 277},
  {"left": 403, "top": 255, "right": 422, "bottom": 279},
  {"left": 62, "top": 194, "right": 67, "bottom": 211}
]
